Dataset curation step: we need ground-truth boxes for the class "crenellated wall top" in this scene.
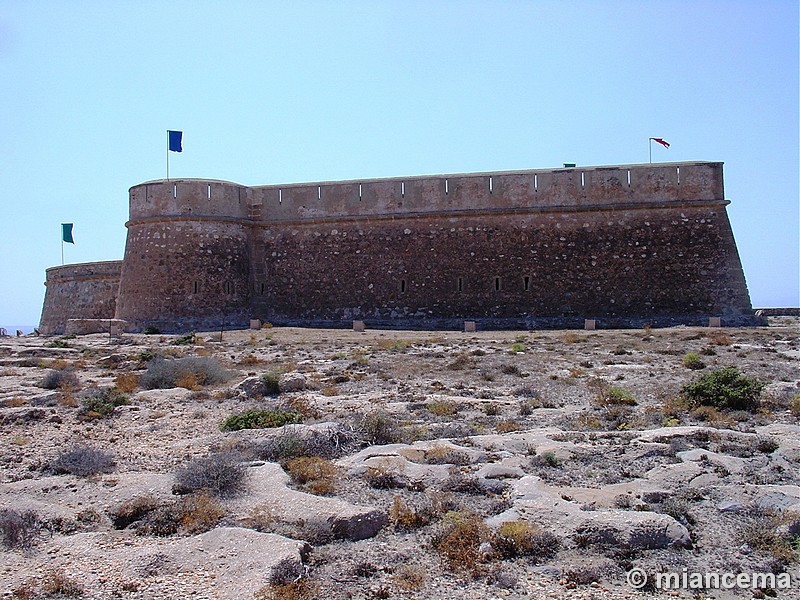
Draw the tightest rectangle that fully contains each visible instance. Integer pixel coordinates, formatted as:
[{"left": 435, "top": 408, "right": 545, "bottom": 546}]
[{"left": 127, "top": 162, "right": 724, "bottom": 224}]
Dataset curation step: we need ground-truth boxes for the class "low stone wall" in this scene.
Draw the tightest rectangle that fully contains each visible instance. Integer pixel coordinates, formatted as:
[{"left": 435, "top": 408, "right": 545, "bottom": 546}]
[{"left": 65, "top": 319, "right": 129, "bottom": 336}]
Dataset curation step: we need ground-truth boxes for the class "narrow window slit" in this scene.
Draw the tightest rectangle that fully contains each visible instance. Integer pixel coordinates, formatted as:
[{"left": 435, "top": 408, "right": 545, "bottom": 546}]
[
  {"left": 523, "top": 276, "right": 530, "bottom": 291},
  {"left": 627, "top": 170, "right": 631, "bottom": 187},
  {"left": 260, "top": 283, "right": 265, "bottom": 295},
  {"left": 445, "top": 179, "right": 449, "bottom": 195},
  {"left": 193, "top": 281, "right": 198, "bottom": 294},
  {"left": 457, "top": 277, "right": 463, "bottom": 292},
  {"left": 401, "top": 182, "right": 405, "bottom": 198},
  {"left": 534, "top": 174, "right": 538, "bottom": 191},
  {"left": 318, "top": 186, "right": 321, "bottom": 200},
  {"left": 173, "top": 184, "right": 177, "bottom": 198},
  {"left": 359, "top": 184, "right": 362, "bottom": 200},
  {"left": 494, "top": 277, "right": 501, "bottom": 291},
  {"left": 489, "top": 177, "right": 493, "bottom": 194},
  {"left": 581, "top": 172, "right": 585, "bottom": 187},
  {"left": 677, "top": 167, "right": 681, "bottom": 185},
  {"left": 207, "top": 184, "right": 211, "bottom": 199},
  {"left": 400, "top": 279, "right": 406, "bottom": 293},
  {"left": 279, "top": 189, "right": 282, "bottom": 204}
]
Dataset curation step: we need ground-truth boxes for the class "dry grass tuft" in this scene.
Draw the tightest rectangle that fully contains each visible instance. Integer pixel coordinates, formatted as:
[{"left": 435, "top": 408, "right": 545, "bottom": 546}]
[
  {"left": 431, "top": 511, "right": 492, "bottom": 572},
  {"left": 114, "top": 372, "right": 139, "bottom": 393},
  {"left": 284, "top": 457, "right": 339, "bottom": 496}
]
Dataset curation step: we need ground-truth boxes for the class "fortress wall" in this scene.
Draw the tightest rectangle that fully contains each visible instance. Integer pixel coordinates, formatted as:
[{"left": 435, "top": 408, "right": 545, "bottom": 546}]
[
  {"left": 249, "top": 198, "right": 754, "bottom": 328},
  {"left": 38, "top": 261, "right": 122, "bottom": 334},
  {"left": 249, "top": 163, "right": 723, "bottom": 222},
  {"left": 114, "top": 219, "right": 251, "bottom": 332},
  {"left": 40, "top": 161, "right": 757, "bottom": 334}
]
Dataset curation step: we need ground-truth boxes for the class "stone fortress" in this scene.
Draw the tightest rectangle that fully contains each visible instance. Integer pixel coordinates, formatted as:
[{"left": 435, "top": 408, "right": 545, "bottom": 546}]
[{"left": 39, "top": 161, "right": 763, "bottom": 334}]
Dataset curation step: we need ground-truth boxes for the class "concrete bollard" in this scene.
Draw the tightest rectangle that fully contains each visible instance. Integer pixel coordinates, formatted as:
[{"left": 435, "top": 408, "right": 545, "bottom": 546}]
[
  {"left": 708, "top": 317, "right": 722, "bottom": 328},
  {"left": 353, "top": 320, "right": 366, "bottom": 332},
  {"left": 464, "top": 321, "right": 476, "bottom": 332},
  {"left": 249, "top": 319, "right": 261, "bottom": 330},
  {"left": 584, "top": 319, "right": 596, "bottom": 330}
]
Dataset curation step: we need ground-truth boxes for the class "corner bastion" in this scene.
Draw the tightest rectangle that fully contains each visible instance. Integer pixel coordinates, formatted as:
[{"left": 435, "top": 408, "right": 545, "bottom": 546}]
[
  {"left": 39, "top": 260, "right": 123, "bottom": 335},
  {"left": 39, "top": 162, "right": 763, "bottom": 333}
]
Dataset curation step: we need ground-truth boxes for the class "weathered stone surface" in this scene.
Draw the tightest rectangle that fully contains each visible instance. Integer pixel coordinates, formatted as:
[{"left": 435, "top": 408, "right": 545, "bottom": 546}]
[
  {"left": 233, "top": 375, "right": 267, "bottom": 398},
  {"left": 278, "top": 372, "right": 307, "bottom": 392},
  {"left": 229, "top": 462, "right": 386, "bottom": 542},
  {"left": 489, "top": 475, "right": 691, "bottom": 550}
]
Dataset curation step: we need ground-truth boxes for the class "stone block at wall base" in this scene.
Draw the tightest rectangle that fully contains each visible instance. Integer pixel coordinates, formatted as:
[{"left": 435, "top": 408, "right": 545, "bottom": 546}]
[{"left": 65, "top": 319, "right": 130, "bottom": 336}]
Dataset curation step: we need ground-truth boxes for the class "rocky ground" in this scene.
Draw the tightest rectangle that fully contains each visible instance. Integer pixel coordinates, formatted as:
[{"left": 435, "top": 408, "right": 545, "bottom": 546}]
[{"left": 0, "top": 319, "right": 798, "bottom": 600}]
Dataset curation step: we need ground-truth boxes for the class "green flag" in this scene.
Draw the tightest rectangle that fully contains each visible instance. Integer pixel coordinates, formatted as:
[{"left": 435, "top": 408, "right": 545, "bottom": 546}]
[{"left": 62, "top": 223, "right": 74, "bottom": 244}]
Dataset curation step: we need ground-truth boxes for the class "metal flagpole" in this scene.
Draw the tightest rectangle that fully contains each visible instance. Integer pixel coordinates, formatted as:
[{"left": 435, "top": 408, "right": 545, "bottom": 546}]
[
  {"left": 166, "top": 131, "right": 170, "bottom": 180},
  {"left": 649, "top": 138, "right": 652, "bottom": 163}
]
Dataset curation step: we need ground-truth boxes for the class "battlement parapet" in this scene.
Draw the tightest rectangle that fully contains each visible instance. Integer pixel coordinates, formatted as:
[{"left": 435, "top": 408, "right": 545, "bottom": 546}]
[{"left": 128, "top": 162, "right": 724, "bottom": 226}]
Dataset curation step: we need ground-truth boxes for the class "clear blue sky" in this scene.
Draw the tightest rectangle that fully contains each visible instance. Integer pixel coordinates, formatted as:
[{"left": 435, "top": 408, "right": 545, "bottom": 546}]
[{"left": 1, "top": 0, "right": 798, "bottom": 329}]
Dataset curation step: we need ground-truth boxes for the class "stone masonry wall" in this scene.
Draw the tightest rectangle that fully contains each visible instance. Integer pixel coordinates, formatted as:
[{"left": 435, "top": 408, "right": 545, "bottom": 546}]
[
  {"left": 40, "top": 162, "right": 760, "bottom": 333},
  {"left": 39, "top": 261, "right": 122, "bottom": 335}
]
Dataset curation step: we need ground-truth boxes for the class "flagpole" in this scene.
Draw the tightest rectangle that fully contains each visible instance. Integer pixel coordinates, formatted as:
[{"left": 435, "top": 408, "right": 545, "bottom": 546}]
[
  {"left": 649, "top": 138, "right": 652, "bottom": 164},
  {"left": 166, "top": 131, "right": 170, "bottom": 181}
]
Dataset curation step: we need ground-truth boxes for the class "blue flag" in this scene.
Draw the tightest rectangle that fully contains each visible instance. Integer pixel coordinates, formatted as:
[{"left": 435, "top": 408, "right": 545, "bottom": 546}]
[
  {"left": 168, "top": 130, "right": 183, "bottom": 152},
  {"left": 62, "top": 223, "right": 74, "bottom": 244}
]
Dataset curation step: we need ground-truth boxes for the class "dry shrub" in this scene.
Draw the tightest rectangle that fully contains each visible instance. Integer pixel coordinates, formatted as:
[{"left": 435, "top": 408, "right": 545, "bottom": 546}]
[
  {"left": 50, "top": 445, "right": 115, "bottom": 477},
  {"left": 427, "top": 399, "right": 458, "bottom": 417},
  {"left": 114, "top": 372, "right": 139, "bottom": 393},
  {"left": 392, "top": 564, "right": 427, "bottom": 591},
  {"left": 431, "top": 511, "right": 492, "bottom": 572},
  {"left": 563, "top": 332, "right": 582, "bottom": 344},
  {"left": 59, "top": 393, "right": 79, "bottom": 408},
  {"left": 140, "top": 356, "right": 233, "bottom": 390},
  {"left": 254, "top": 579, "right": 317, "bottom": 600},
  {"left": 389, "top": 496, "right": 429, "bottom": 531},
  {"left": 111, "top": 495, "right": 161, "bottom": 529},
  {"left": 359, "top": 410, "right": 401, "bottom": 445},
  {"left": 791, "top": 395, "right": 800, "bottom": 417},
  {"left": 173, "top": 452, "right": 249, "bottom": 498},
  {"left": 239, "top": 354, "right": 264, "bottom": 366},
  {"left": 707, "top": 331, "right": 732, "bottom": 346},
  {"left": 424, "top": 445, "right": 471, "bottom": 466},
  {"left": 285, "top": 457, "right": 338, "bottom": 495},
  {"left": 493, "top": 520, "right": 560, "bottom": 560},
  {"left": 178, "top": 493, "right": 225, "bottom": 534},
  {"left": 116, "top": 494, "right": 224, "bottom": 536},
  {"left": 363, "top": 465, "right": 406, "bottom": 489},
  {"left": 39, "top": 368, "right": 80, "bottom": 391},
  {"left": 496, "top": 420, "right": 522, "bottom": 433},
  {"left": 447, "top": 352, "right": 476, "bottom": 370},
  {"left": 1, "top": 397, "right": 28, "bottom": 408},
  {"left": 41, "top": 570, "right": 84, "bottom": 597},
  {"left": 176, "top": 372, "right": 200, "bottom": 390},
  {"left": 0, "top": 509, "right": 43, "bottom": 551},
  {"left": 689, "top": 405, "right": 732, "bottom": 424},
  {"left": 592, "top": 383, "right": 637, "bottom": 407},
  {"left": 11, "top": 580, "right": 36, "bottom": 599},
  {"left": 241, "top": 503, "right": 275, "bottom": 532},
  {"left": 285, "top": 396, "right": 321, "bottom": 419}
]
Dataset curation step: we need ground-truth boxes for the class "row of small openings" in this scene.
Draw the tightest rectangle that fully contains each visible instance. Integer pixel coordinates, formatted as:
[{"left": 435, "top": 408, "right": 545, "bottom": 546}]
[
  {"left": 171, "top": 184, "right": 213, "bottom": 199},
  {"left": 397, "top": 276, "right": 533, "bottom": 293},
  {"left": 190, "top": 281, "right": 236, "bottom": 294}
]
